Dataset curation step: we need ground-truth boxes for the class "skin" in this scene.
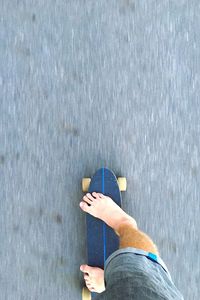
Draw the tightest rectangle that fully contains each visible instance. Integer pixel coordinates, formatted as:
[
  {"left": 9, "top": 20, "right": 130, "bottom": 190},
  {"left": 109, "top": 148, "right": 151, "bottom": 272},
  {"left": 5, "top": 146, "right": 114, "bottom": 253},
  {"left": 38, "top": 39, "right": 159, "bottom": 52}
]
[{"left": 79, "top": 192, "right": 136, "bottom": 293}]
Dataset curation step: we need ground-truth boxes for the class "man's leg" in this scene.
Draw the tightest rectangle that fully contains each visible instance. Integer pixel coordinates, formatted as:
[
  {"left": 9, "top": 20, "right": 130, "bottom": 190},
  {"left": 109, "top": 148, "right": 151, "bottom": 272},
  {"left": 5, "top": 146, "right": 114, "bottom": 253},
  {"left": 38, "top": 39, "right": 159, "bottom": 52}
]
[{"left": 116, "top": 218, "right": 159, "bottom": 255}]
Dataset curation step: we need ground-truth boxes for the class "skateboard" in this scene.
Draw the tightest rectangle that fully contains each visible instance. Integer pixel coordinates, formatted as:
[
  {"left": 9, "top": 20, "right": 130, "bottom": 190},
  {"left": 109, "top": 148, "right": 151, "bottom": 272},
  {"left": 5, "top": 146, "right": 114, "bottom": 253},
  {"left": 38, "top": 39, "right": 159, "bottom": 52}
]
[{"left": 81, "top": 167, "right": 127, "bottom": 300}]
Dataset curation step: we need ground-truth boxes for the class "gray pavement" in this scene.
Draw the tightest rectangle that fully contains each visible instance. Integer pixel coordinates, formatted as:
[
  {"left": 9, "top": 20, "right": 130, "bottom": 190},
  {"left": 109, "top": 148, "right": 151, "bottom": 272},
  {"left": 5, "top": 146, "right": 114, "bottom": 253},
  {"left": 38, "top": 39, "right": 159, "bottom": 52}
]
[{"left": 0, "top": 1, "right": 200, "bottom": 299}]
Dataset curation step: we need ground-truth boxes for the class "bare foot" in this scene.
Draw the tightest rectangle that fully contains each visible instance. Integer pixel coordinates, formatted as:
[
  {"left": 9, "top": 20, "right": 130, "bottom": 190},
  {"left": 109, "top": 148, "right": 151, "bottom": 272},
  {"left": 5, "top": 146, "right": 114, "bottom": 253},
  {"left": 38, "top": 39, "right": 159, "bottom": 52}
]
[
  {"left": 79, "top": 192, "right": 137, "bottom": 233},
  {"left": 80, "top": 264, "right": 105, "bottom": 293}
]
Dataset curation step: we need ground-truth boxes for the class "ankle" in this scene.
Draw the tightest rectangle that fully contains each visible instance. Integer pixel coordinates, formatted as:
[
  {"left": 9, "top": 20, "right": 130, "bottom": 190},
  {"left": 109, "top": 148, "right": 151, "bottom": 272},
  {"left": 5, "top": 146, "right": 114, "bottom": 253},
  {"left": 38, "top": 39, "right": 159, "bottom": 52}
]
[{"left": 116, "top": 217, "right": 138, "bottom": 233}]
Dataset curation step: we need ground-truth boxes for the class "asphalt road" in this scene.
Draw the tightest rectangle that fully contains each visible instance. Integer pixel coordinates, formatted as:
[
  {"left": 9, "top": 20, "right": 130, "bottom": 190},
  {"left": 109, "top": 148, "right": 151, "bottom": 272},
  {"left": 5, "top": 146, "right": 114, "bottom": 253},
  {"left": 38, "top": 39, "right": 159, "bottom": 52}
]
[{"left": 0, "top": 1, "right": 200, "bottom": 299}]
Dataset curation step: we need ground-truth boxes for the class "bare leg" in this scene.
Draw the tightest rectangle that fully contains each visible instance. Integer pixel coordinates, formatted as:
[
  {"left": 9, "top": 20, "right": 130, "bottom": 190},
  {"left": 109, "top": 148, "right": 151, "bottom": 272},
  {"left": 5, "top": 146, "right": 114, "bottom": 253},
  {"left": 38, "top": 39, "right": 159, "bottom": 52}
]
[{"left": 117, "top": 219, "right": 159, "bottom": 255}]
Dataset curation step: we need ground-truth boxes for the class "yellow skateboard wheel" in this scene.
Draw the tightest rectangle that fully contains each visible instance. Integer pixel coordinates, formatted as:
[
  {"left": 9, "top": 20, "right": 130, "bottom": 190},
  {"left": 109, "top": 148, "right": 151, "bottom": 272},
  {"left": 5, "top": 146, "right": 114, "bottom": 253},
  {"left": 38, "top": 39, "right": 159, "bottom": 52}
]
[
  {"left": 117, "top": 177, "right": 127, "bottom": 191},
  {"left": 82, "top": 178, "right": 91, "bottom": 192},
  {"left": 82, "top": 287, "right": 91, "bottom": 300}
]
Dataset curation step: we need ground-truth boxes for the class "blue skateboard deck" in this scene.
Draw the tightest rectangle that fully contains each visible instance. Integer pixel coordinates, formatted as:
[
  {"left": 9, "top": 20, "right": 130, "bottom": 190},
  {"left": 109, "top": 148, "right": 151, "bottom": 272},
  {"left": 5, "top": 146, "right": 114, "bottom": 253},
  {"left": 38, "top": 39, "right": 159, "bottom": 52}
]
[{"left": 85, "top": 168, "right": 122, "bottom": 299}]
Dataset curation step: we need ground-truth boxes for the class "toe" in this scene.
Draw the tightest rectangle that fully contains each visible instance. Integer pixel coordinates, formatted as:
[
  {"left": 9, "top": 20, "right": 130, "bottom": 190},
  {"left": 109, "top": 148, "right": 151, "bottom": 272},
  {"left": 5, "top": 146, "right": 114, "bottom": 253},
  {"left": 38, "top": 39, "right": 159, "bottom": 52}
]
[
  {"left": 97, "top": 193, "right": 104, "bottom": 198},
  {"left": 86, "top": 282, "right": 93, "bottom": 290},
  {"left": 84, "top": 274, "right": 89, "bottom": 280},
  {"left": 79, "top": 202, "right": 88, "bottom": 211},
  {"left": 80, "top": 264, "right": 94, "bottom": 275},
  {"left": 83, "top": 195, "right": 92, "bottom": 205},
  {"left": 92, "top": 192, "right": 100, "bottom": 198},
  {"left": 86, "top": 193, "right": 95, "bottom": 201}
]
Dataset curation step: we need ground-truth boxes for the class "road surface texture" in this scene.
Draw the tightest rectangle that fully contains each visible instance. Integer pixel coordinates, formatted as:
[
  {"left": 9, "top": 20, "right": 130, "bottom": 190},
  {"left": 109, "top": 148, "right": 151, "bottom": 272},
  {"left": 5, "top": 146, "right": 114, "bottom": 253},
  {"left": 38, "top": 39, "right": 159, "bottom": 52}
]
[{"left": 0, "top": 1, "right": 199, "bottom": 299}]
